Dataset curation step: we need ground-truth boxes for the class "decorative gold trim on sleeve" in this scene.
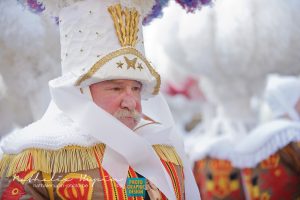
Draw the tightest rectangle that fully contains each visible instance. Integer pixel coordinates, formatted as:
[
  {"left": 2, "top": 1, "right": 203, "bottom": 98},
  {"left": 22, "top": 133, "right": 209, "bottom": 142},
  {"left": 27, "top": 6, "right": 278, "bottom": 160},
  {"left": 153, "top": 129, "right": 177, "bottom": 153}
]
[
  {"left": 42, "top": 172, "right": 55, "bottom": 200},
  {"left": 75, "top": 47, "right": 161, "bottom": 95},
  {"left": 153, "top": 145, "right": 183, "bottom": 166},
  {"left": 0, "top": 144, "right": 105, "bottom": 178},
  {"left": 0, "top": 143, "right": 181, "bottom": 178}
]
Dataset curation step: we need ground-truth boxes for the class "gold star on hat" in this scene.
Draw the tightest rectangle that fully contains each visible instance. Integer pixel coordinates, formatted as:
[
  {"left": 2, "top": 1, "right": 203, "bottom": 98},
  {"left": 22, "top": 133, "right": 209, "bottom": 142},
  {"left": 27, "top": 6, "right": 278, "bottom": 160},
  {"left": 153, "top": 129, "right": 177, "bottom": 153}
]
[
  {"left": 124, "top": 56, "right": 137, "bottom": 70},
  {"left": 116, "top": 61, "right": 124, "bottom": 69},
  {"left": 59, "top": 0, "right": 160, "bottom": 99}
]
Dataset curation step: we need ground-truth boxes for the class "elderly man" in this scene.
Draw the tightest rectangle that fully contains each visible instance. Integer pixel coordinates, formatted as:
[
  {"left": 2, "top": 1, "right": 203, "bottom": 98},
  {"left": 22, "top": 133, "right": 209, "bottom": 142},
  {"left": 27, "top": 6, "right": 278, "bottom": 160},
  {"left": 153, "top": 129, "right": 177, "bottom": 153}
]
[
  {"left": 0, "top": 0, "right": 200, "bottom": 199},
  {"left": 232, "top": 75, "right": 300, "bottom": 199}
]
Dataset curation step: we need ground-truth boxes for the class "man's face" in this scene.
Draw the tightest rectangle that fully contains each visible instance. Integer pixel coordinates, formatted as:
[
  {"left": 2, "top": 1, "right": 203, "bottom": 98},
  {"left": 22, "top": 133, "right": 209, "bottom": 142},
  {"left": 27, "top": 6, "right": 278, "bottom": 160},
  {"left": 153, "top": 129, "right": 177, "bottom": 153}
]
[{"left": 90, "top": 79, "right": 142, "bottom": 129}]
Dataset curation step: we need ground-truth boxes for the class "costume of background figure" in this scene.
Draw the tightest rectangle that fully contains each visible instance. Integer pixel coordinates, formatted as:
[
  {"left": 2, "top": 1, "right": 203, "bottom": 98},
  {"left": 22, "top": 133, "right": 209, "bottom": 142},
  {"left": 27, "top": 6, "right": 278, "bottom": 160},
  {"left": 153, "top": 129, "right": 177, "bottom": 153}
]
[
  {"left": 230, "top": 75, "right": 300, "bottom": 199},
  {"left": 0, "top": 0, "right": 200, "bottom": 199},
  {"left": 186, "top": 112, "right": 246, "bottom": 200}
]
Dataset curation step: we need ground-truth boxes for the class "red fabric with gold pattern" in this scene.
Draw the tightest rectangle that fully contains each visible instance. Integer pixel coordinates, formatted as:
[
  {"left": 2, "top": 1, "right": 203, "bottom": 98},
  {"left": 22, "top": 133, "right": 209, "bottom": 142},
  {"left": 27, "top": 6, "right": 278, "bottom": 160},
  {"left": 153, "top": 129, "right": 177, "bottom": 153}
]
[
  {"left": 56, "top": 173, "right": 94, "bottom": 200},
  {"left": 241, "top": 144, "right": 300, "bottom": 200},
  {"left": 1, "top": 180, "right": 26, "bottom": 200},
  {"left": 94, "top": 159, "right": 184, "bottom": 200},
  {"left": 193, "top": 158, "right": 245, "bottom": 200},
  {"left": 1, "top": 169, "right": 37, "bottom": 200},
  {"left": 92, "top": 146, "right": 185, "bottom": 200},
  {"left": 0, "top": 144, "right": 185, "bottom": 199},
  {"left": 161, "top": 159, "right": 185, "bottom": 200},
  {"left": 93, "top": 145, "right": 144, "bottom": 200},
  {"left": 13, "top": 169, "right": 37, "bottom": 184}
]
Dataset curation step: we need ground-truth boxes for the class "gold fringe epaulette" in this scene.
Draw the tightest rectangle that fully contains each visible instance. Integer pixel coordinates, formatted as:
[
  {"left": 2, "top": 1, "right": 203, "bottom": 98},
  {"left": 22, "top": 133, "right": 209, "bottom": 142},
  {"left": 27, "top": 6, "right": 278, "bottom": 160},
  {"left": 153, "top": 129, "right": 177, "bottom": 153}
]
[
  {"left": 153, "top": 144, "right": 183, "bottom": 166},
  {"left": 0, "top": 144, "right": 105, "bottom": 178},
  {"left": 0, "top": 154, "right": 13, "bottom": 177},
  {"left": 0, "top": 144, "right": 182, "bottom": 178}
]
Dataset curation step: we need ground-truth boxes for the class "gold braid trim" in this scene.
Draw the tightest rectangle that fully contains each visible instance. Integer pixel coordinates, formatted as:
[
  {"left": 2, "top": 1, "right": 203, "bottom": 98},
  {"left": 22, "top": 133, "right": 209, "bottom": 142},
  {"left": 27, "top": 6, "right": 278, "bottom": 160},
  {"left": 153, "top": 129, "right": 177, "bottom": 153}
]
[
  {"left": 108, "top": 4, "right": 140, "bottom": 47},
  {"left": 153, "top": 145, "right": 183, "bottom": 166},
  {"left": 0, "top": 144, "right": 182, "bottom": 178},
  {"left": 124, "top": 8, "right": 131, "bottom": 46},
  {"left": 133, "top": 11, "right": 139, "bottom": 47},
  {"left": 0, "top": 154, "right": 13, "bottom": 176},
  {"left": 108, "top": 4, "right": 124, "bottom": 46},
  {"left": 42, "top": 172, "right": 55, "bottom": 200},
  {"left": 75, "top": 47, "right": 161, "bottom": 95},
  {"left": 0, "top": 144, "right": 105, "bottom": 178}
]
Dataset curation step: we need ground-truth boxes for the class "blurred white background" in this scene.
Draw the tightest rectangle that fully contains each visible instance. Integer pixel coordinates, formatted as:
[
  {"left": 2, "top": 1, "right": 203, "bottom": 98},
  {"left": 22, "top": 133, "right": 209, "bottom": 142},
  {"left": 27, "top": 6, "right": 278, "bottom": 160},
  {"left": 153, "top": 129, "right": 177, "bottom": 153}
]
[{"left": 1, "top": 0, "right": 300, "bottom": 139}]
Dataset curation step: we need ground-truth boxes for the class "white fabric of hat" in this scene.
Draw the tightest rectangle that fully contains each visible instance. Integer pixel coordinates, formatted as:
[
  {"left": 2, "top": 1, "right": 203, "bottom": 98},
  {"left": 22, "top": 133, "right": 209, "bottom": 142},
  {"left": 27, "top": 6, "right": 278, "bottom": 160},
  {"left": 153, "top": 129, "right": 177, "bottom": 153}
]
[
  {"left": 265, "top": 75, "right": 300, "bottom": 121},
  {"left": 37, "top": 0, "right": 154, "bottom": 18},
  {"left": 56, "top": 0, "right": 159, "bottom": 99}
]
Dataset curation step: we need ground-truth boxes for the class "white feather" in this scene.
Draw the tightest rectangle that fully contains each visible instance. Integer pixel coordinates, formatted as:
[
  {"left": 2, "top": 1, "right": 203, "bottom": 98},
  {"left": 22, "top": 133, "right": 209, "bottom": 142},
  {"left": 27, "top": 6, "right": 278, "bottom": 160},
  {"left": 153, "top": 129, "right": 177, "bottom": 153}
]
[
  {"left": 38, "top": 0, "right": 83, "bottom": 16},
  {"left": 38, "top": 0, "right": 155, "bottom": 17}
]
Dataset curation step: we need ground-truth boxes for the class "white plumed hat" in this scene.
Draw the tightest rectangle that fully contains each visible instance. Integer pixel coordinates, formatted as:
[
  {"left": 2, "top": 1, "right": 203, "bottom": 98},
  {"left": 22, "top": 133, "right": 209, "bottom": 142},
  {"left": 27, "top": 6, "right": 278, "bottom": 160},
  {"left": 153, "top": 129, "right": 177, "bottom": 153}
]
[
  {"left": 265, "top": 74, "right": 300, "bottom": 120},
  {"left": 44, "top": 0, "right": 159, "bottom": 99}
]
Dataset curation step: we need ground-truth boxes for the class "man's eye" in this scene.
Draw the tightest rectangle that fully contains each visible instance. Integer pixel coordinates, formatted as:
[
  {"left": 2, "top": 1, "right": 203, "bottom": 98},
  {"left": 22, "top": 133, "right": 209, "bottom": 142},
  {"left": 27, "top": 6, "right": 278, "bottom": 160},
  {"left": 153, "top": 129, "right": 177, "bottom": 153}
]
[
  {"left": 111, "top": 87, "right": 121, "bottom": 91},
  {"left": 132, "top": 86, "right": 141, "bottom": 92}
]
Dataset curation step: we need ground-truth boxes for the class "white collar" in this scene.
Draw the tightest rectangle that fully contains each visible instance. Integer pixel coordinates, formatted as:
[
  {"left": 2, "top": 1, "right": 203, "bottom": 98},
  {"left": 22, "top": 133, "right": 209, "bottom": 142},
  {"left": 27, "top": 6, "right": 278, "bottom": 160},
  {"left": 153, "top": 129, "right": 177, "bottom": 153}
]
[{"left": 231, "top": 119, "right": 300, "bottom": 168}]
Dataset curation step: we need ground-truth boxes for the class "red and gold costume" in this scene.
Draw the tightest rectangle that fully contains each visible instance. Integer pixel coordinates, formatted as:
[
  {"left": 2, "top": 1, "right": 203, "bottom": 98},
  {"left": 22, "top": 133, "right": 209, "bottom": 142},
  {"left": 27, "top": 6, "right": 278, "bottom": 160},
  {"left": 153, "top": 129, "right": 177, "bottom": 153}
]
[
  {"left": 241, "top": 142, "right": 300, "bottom": 200},
  {"left": 193, "top": 158, "right": 245, "bottom": 200},
  {"left": 0, "top": 144, "right": 185, "bottom": 200},
  {"left": 231, "top": 119, "right": 300, "bottom": 200}
]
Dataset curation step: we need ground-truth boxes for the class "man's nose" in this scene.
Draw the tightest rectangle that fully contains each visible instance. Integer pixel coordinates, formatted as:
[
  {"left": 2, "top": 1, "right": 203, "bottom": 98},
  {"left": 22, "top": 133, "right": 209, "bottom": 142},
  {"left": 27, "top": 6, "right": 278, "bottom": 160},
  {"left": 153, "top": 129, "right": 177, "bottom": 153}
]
[{"left": 120, "top": 89, "right": 137, "bottom": 111}]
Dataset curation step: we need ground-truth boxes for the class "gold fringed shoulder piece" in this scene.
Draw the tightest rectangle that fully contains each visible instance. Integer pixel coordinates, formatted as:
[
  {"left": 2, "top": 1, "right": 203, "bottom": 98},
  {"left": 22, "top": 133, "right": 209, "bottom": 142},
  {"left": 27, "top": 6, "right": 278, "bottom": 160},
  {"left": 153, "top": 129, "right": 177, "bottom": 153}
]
[
  {"left": 153, "top": 145, "right": 183, "bottom": 166},
  {"left": 0, "top": 144, "right": 182, "bottom": 178},
  {"left": 0, "top": 154, "right": 13, "bottom": 176},
  {"left": 0, "top": 144, "right": 105, "bottom": 178}
]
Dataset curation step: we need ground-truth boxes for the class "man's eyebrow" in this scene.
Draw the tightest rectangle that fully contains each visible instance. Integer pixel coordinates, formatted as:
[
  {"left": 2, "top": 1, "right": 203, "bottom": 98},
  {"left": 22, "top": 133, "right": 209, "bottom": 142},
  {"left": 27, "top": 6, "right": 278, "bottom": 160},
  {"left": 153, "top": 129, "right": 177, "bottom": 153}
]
[
  {"left": 103, "top": 81, "right": 122, "bottom": 85},
  {"left": 103, "top": 80, "right": 142, "bottom": 86}
]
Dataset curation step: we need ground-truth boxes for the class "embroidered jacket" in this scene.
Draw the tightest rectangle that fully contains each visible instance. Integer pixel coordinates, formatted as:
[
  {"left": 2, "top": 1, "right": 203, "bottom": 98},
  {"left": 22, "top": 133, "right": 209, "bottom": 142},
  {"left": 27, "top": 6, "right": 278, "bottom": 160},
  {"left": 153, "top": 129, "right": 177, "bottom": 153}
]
[
  {"left": 230, "top": 120, "right": 300, "bottom": 200},
  {"left": 193, "top": 157, "right": 245, "bottom": 200},
  {"left": 241, "top": 142, "right": 300, "bottom": 200},
  {"left": 0, "top": 144, "right": 185, "bottom": 200}
]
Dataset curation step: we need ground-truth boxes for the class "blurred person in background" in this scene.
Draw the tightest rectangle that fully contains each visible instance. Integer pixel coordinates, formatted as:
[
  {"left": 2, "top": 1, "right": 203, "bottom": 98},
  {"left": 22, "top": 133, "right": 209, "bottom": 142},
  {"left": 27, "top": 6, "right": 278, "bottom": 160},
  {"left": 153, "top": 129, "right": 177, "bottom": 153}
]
[{"left": 232, "top": 74, "right": 300, "bottom": 199}]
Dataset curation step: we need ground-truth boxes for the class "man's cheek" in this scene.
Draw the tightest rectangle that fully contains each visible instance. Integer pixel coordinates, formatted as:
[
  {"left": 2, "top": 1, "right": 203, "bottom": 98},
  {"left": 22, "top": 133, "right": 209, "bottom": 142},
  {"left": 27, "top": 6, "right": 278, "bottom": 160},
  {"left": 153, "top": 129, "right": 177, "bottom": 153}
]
[{"left": 136, "top": 104, "right": 142, "bottom": 113}]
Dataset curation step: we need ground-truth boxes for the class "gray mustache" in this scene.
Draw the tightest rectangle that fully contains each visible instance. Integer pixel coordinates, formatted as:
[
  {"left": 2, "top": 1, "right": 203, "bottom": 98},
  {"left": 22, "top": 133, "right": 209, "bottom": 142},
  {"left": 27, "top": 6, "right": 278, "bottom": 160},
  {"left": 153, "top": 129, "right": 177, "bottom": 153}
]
[{"left": 113, "top": 109, "right": 141, "bottom": 122}]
